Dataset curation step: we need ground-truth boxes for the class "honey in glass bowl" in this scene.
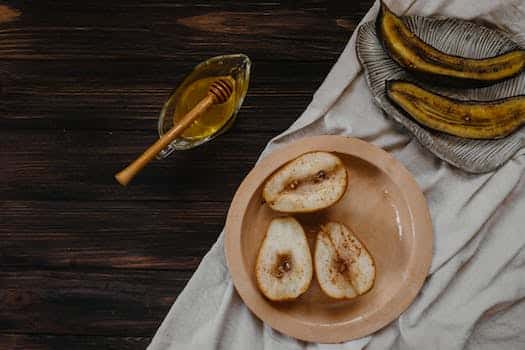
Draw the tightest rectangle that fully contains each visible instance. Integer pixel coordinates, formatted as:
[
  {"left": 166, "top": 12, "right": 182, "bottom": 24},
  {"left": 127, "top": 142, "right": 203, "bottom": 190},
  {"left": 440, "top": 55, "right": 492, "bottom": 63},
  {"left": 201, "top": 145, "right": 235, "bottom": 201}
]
[
  {"left": 157, "top": 54, "right": 251, "bottom": 159},
  {"left": 173, "top": 75, "right": 237, "bottom": 140}
]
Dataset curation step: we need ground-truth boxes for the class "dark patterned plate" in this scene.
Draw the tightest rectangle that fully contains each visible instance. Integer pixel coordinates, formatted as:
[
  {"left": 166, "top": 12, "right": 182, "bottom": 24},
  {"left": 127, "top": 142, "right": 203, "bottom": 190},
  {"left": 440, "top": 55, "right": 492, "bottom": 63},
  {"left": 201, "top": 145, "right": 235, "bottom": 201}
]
[{"left": 357, "top": 16, "right": 525, "bottom": 173}]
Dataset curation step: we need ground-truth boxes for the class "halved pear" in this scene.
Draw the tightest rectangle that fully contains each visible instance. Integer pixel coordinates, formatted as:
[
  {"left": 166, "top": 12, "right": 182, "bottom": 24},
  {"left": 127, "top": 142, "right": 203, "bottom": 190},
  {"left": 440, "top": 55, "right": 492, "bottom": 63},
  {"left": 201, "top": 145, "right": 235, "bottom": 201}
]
[
  {"left": 315, "top": 222, "right": 375, "bottom": 299},
  {"left": 255, "top": 217, "right": 313, "bottom": 301},
  {"left": 262, "top": 152, "right": 348, "bottom": 213}
]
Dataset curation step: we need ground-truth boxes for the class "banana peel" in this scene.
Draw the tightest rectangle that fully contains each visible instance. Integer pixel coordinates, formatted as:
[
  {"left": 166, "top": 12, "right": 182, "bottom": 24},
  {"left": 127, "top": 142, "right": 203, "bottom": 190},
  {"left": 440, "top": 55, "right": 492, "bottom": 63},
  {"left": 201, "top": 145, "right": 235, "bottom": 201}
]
[
  {"left": 377, "top": 2, "right": 525, "bottom": 86},
  {"left": 387, "top": 80, "right": 525, "bottom": 139}
]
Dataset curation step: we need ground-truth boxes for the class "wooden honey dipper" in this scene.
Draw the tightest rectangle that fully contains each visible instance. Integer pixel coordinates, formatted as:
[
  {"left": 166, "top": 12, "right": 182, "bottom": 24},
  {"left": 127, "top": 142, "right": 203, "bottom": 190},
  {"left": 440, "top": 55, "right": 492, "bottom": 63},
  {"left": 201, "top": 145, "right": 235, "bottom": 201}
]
[{"left": 115, "top": 77, "right": 234, "bottom": 186}]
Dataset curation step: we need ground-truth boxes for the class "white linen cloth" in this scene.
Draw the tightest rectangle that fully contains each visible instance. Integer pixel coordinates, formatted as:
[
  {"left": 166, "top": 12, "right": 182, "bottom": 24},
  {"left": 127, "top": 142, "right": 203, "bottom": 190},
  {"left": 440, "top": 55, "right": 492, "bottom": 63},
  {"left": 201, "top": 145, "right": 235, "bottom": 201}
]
[{"left": 148, "top": 0, "right": 525, "bottom": 348}]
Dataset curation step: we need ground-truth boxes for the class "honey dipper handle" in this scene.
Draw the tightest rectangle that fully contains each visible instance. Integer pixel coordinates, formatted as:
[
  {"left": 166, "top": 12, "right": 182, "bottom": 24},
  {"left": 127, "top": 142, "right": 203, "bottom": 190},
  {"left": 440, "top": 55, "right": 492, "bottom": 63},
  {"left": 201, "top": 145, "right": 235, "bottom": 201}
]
[{"left": 115, "top": 94, "right": 215, "bottom": 186}]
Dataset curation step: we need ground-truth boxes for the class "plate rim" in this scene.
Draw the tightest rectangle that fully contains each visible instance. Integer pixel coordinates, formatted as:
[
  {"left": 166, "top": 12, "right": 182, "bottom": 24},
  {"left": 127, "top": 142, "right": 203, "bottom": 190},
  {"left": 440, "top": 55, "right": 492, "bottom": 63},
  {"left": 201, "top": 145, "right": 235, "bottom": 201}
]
[{"left": 224, "top": 135, "right": 433, "bottom": 343}]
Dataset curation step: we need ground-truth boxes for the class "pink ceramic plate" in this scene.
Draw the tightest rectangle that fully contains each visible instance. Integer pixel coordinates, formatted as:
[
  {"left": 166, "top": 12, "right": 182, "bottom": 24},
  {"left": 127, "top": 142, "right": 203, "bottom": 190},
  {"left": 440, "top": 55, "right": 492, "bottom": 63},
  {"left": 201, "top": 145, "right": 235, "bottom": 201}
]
[{"left": 225, "top": 135, "right": 433, "bottom": 343}]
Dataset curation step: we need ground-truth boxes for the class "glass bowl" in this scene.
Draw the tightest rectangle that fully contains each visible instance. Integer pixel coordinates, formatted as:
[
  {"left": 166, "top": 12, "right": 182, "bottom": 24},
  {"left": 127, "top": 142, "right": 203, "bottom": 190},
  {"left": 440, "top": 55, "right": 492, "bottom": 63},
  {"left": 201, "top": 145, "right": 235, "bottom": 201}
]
[{"left": 157, "top": 54, "right": 251, "bottom": 159}]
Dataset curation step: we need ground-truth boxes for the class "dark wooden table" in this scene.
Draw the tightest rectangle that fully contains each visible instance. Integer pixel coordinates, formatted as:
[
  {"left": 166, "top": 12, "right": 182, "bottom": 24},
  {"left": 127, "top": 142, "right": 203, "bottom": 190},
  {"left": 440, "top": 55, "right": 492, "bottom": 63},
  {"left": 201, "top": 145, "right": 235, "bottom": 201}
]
[{"left": 1, "top": 1, "right": 373, "bottom": 348}]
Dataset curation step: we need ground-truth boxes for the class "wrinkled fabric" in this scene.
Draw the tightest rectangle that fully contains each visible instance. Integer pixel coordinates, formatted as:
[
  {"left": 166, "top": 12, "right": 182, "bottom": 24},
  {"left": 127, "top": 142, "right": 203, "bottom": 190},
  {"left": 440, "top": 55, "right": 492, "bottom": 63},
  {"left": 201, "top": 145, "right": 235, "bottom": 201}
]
[{"left": 148, "top": 1, "right": 525, "bottom": 349}]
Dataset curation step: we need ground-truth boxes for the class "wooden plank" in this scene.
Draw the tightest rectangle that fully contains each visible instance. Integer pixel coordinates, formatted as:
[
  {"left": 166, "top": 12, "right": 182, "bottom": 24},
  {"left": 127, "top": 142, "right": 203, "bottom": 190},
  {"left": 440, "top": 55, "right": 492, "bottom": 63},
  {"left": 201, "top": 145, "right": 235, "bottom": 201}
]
[
  {"left": 0, "top": 0, "right": 376, "bottom": 344},
  {"left": 0, "top": 1, "right": 366, "bottom": 61},
  {"left": 1, "top": 200, "right": 224, "bottom": 269},
  {"left": 0, "top": 60, "right": 326, "bottom": 131},
  {"left": 0, "top": 334, "right": 149, "bottom": 350},
  {"left": 0, "top": 269, "right": 193, "bottom": 336},
  {"left": 1, "top": 130, "right": 271, "bottom": 201}
]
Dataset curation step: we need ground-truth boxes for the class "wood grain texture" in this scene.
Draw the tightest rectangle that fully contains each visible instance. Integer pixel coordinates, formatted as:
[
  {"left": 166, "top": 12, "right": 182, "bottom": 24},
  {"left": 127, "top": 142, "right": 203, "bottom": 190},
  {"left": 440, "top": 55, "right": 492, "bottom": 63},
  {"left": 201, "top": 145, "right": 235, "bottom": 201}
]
[
  {"left": 0, "top": 60, "right": 327, "bottom": 130},
  {"left": 0, "top": 270, "right": 192, "bottom": 335},
  {"left": 2, "top": 130, "right": 260, "bottom": 201},
  {"left": 1, "top": 201, "right": 220, "bottom": 269},
  {"left": 0, "top": 1, "right": 365, "bottom": 60},
  {"left": 0, "top": 334, "right": 149, "bottom": 350},
  {"left": 0, "top": 0, "right": 374, "bottom": 348}
]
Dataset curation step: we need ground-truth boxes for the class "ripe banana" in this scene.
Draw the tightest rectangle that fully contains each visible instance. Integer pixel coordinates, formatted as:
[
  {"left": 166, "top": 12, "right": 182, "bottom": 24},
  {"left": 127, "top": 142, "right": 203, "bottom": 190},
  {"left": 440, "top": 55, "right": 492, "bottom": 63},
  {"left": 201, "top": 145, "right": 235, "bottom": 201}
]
[
  {"left": 386, "top": 80, "right": 525, "bottom": 139},
  {"left": 376, "top": 2, "right": 525, "bottom": 85}
]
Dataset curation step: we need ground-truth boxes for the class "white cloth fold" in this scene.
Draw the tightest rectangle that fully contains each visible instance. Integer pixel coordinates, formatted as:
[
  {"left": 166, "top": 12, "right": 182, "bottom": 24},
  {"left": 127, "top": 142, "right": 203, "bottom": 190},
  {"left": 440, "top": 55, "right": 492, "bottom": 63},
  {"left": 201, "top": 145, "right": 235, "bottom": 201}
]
[{"left": 148, "top": 0, "right": 525, "bottom": 348}]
